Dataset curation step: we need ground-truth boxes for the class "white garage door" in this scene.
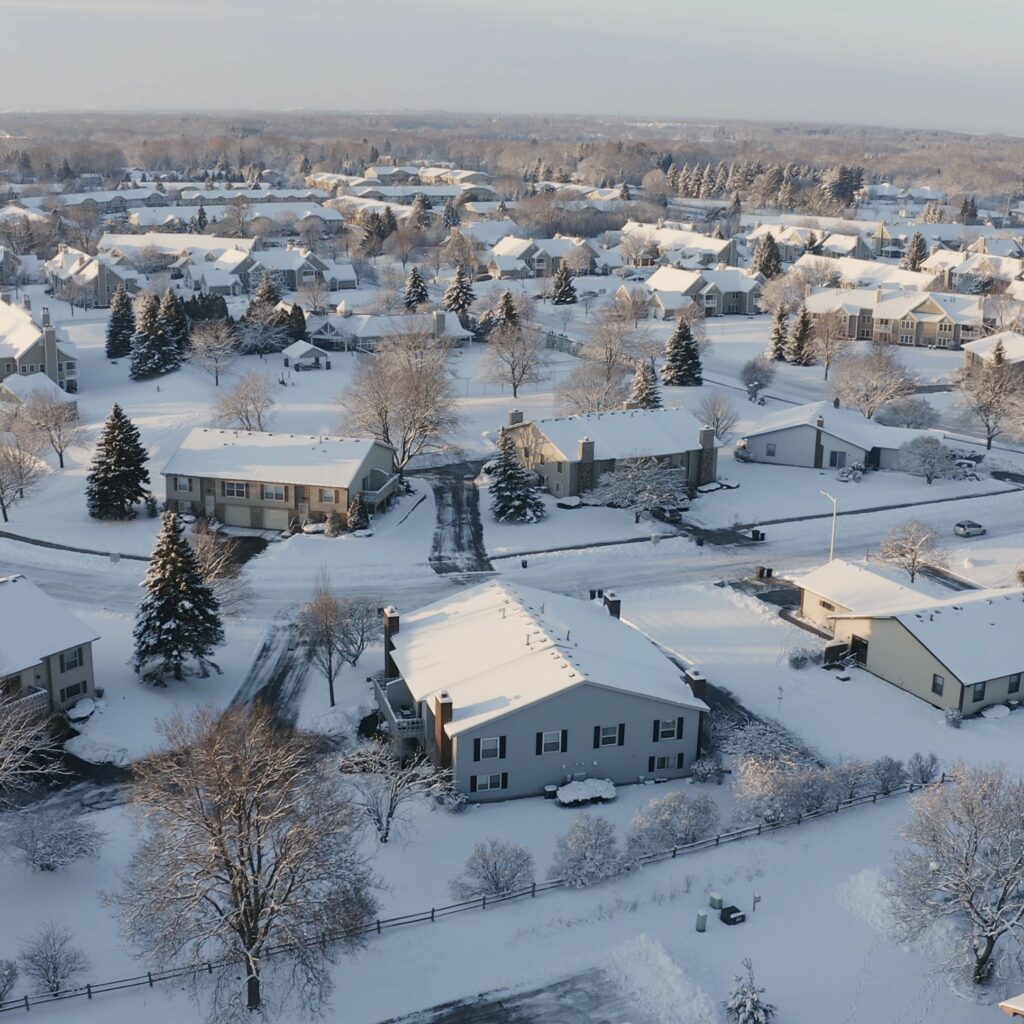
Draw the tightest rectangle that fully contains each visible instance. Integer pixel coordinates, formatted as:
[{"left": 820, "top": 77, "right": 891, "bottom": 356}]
[
  {"left": 223, "top": 505, "right": 251, "bottom": 527},
  {"left": 262, "top": 508, "right": 290, "bottom": 531}
]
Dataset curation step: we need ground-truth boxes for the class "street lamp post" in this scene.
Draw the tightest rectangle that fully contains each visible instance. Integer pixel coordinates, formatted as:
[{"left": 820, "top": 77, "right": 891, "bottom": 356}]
[{"left": 820, "top": 490, "right": 838, "bottom": 561}]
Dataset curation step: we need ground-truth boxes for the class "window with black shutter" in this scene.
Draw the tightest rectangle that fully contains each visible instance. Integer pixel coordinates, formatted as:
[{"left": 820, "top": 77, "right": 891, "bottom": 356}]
[
  {"left": 676, "top": 752, "right": 685, "bottom": 770},
  {"left": 675, "top": 717, "right": 684, "bottom": 740}
]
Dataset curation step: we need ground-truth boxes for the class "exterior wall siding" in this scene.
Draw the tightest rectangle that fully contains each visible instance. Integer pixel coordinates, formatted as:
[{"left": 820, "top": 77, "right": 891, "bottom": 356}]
[{"left": 742, "top": 424, "right": 867, "bottom": 469}]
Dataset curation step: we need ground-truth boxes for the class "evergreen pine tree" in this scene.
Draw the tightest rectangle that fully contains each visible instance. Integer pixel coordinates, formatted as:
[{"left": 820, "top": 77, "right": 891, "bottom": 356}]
[
  {"left": 381, "top": 205, "right": 398, "bottom": 237},
  {"left": 442, "top": 266, "right": 475, "bottom": 319},
  {"left": 784, "top": 303, "right": 814, "bottom": 365},
  {"left": 661, "top": 318, "right": 702, "bottom": 386},
  {"left": 767, "top": 307, "right": 788, "bottom": 361},
  {"left": 442, "top": 197, "right": 460, "bottom": 228},
  {"left": 804, "top": 230, "right": 822, "bottom": 255},
  {"left": 324, "top": 509, "right": 343, "bottom": 537},
  {"left": 86, "top": 403, "right": 151, "bottom": 519},
  {"left": 133, "top": 511, "right": 224, "bottom": 683},
  {"left": 752, "top": 232, "right": 782, "bottom": 279},
  {"left": 550, "top": 262, "right": 577, "bottom": 305},
  {"left": 902, "top": 231, "right": 927, "bottom": 272},
  {"left": 346, "top": 491, "right": 369, "bottom": 531},
  {"left": 619, "top": 183, "right": 632, "bottom": 201},
  {"left": 252, "top": 271, "right": 281, "bottom": 307},
  {"left": 287, "top": 303, "right": 308, "bottom": 340},
  {"left": 157, "top": 287, "right": 190, "bottom": 356},
  {"left": 130, "top": 294, "right": 174, "bottom": 380},
  {"left": 489, "top": 429, "right": 546, "bottom": 524},
  {"left": 724, "top": 959, "right": 776, "bottom": 1024},
  {"left": 629, "top": 360, "right": 662, "bottom": 409},
  {"left": 196, "top": 205, "right": 208, "bottom": 231},
  {"left": 411, "top": 193, "right": 432, "bottom": 228},
  {"left": 494, "top": 290, "right": 519, "bottom": 328},
  {"left": 403, "top": 266, "right": 429, "bottom": 310},
  {"left": 105, "top": 284, "right": 135, "bottom": 358}
]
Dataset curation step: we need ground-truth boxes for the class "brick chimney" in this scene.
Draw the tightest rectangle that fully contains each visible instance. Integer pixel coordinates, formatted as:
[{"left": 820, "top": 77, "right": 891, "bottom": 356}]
[
  {"left": 432, "top": 309, "right": 445, "bottom": 339},
  {"left": 603, "top": 591, "right": 621, "bottom": 619},
  {"left": 434, "top": 691, "right": 453, "bottom": 769},
  {"left": 577, "top": 436, "right": 595, "bottom": 492},
  {"left": 41, "top": 307, "right": 51, "bottom": 328},
  {"left": 697, "top": 426, "right": 717, "bottom": 487},
  {"left": 507, "top": 408, "right": 524, "bottom": 426},
  {"left": 816, "top": 415, "right": 825, "bottom": 428},
  {"left": 382, "top": 606, "right": 400, "bottom": 681}
]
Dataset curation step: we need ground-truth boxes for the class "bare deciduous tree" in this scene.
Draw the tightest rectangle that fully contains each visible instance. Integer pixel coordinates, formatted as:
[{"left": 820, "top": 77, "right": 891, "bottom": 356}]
[
  {"left": 587, "top": 457, "right": 690, "bottom": 522},
  {"left": 384, "top": 224, "right": 424, "bottom": 270},
  {"left": 112, "top": 706, "right": 377, "bottom": 1017},
  {"left": 614, "top": 287, "right": 649, "bottom": 326},
  {"left": 299, "top": 276, "right": 329, "bottom": 315},
  {"left": 335, "top": 332, "right": 462, "bottom": 475},
  {"left": 297, "top": 573, "right": 347, "bottom": 708},
  {"left": 337, "top": 598, "right": 382, "bottom": 667},
  {"left": 338, "top": 742, "right": 444, "bottom": 844},
  {"left": 695, "top": 393, "right": 739, "bottom": 441},
  {"left": 189, "top": 319, "right": 238, "bottom": 387},
  {"left": 759, "top": 274, "right": 805, "bottom": 316},
  {"left": 888, "top": 764, "right": 1024, "bottom": 985},
  {"left": 878, "top": 520, "right": 945, "bottom": 583},
  {"left": 449, "top": 839, "right": 535, "bottom": 900},
  {"left": 215, "top": 372, "right": 276, "bottom": 432},
  {"left": 19, "top": 922, "right": 90, "bottom": 996},
  {"left": 897, "top": 436, "right": 953, "bottom": 484},
  {"left": 482, "top": 324, "right": 550, "bottom": 398},
  {"left": 0, "top": 428, "right": 46, "bottom": 523},
  {"left": 14, "top": 392, "right": 84, "bottom": 470},
  {"left": 811, "top": 310, "right": 851, "bottom": 381},
  {"left": 955, "top": 361, "right": 1022, "bottom": 450},
  {"left": 832, "top": 350, "right": 917, "bottom": 419},
  {"left": 0, "top": 959, "right": 17, "bottom": 1002},
  {"left": 189, "top": 520, "right": 251, "bottom": 614},
  {"left": 0, "top": 690, "right": 66, "bottom": 806},
  {"left": 875, "top": 397, "right": 939, "bottom": 429},
  {"left": 740, "top": 356, "right": 776, "bottom": 401}
]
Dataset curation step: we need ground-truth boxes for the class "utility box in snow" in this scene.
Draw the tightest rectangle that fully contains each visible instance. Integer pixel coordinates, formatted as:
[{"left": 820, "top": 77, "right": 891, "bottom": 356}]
[
  {"left": 720, "top": 905, "right": 746, "bottom": 926},
  {"left": 696, "top": 911, "right": 707, "bottom": 933},
  {"left": 709, "top": 892, "right": 723, "bottom": 910}
]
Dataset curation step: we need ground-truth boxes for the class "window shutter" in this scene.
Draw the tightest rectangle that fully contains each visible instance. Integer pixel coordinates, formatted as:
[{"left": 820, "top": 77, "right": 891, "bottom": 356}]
[
  {"left": 560, "top": 729, "right": 568, "bottom": 753},
  {"left": 676, "top": 717, "right": 684, "bottom": 740},
  {"left": 244, "top": 483, "right": 249, "bottom": 498},
  {"left": 59, "top": 652, "right": 66, "bottom": 672},
  {"left": 676, "top": 752, "right": 685, "bottom": 770},
  {"left": 652, "top": 719, "right": 660, "bottom": 742},
  {"left": 220, "top": 481, "right": 226, "bottom": 497},
  {"left": 648, "top": 756, "right": 656, "bottom": 773},
  {"left": 499, "top": 736, "right": 506, "bottom": 759},
  {"left": 617, "top": 723, "right": 625, "bottom": 746},
  {"left": 536, "top": 732, "right": 543, "bottom": 755},
  {"left": 500, "top": 772, "right": 508, "bottom": 790},
  {"left": 283, "top": 485, "right": 289, "bottom": 502},
  {"left": 473, "top": 738, "right": 481, "bottom": 762},
  {"left": 469, "top": 776, "right": 477, "bottom": 793},
  {"left": 593, "top": 726, "right": 600, "bottom": 749}
]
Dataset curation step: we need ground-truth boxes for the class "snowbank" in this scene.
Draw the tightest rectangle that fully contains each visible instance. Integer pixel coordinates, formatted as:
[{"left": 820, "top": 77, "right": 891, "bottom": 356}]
[{"left": 556, "top": 778, "right": 616, "bottom": 806}]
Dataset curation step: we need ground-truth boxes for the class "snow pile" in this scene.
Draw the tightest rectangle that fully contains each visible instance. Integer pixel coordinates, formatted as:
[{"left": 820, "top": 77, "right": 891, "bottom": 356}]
[
  {"left": 605, "top": 935, "right": 717, "bottom": 1024},
  {"left": 64, "top": 732, "right": 131, "bottom": 767},
  {"left": 66, "top": 698, "right": 96, "bottom": 722},
  {"left": 982, "top": 704, "right": 1010, "bottom": 720},
  {"left": 556, "top": 778, "right": 616, "bottom": 806},
  {"left": 836, "top": 868, "right": 892, "bottom": 934},
  {"left": 301, "top": 522, "right": 325, "bottom": 534}
]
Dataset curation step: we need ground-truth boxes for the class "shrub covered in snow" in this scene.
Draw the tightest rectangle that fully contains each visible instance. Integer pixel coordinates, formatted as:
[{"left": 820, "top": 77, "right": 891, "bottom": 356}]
[
  {"left": 555, "top": 778, "right": 616, "bottom": 806},
  {"left": 689, "top": 756, "right": 726, "bottom": 785},
  {"left": 5, "top": 810, "right": 104, "bottom": 872},
  {"left": 0, "top": 960, "right": 17, "bottom": 1003},
  {"left": 945, "top": 708, "right": 962, "bottom": 729},
  {"left": 787, "top": 647, "right": 810, "bottom": 669},
  {"left": 449, "top": 839, "right": 535, "bottom": 900},
  {"left": 627, "top": 791, "right": 720, "bottom": 857},
  {"left": 724, "top": 958, "right": 777, "bottom": 1024},
  {"left": 550, "top": 814, "right": 624, "bottom": 888},
  {"left": 726, "top": 719, "right": 806, "bottom": 766},
  {"left": 323, "top": 510, "right": 343, "bottom": 537},
  {"left": 907, "top": 751, "right": 940, "bottom": 785},
  {"left": 871, "top": 756, "right": 908, "bottom": 795},
  {"left": 832, "top": 759, "right": 874, "bottom": 800}
]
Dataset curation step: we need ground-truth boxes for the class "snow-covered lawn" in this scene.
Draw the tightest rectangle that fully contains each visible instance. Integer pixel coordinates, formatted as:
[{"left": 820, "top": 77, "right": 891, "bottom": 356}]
[{"left": 622, "top": 580, "right": 1024, "bottom": 769}]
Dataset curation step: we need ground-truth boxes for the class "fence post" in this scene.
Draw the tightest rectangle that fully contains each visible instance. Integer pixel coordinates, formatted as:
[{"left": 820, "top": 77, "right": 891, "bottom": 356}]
[
  {"left": 531, "top": 882, "right": 536, "bottom": 898},
  {"left": 872, "top": 794, "right": 877, "bottom": 804},
  {"left": 715, "top": 834, "right": 720, "bottom": 847},
  {"left": 87, "top": 984, "right": 92, "bottom": 1000},
  {"left": 909, "top": 782, "right": 915, "bottom": 793},
  {"left": 757, "top": 823, "right": 761, "bottom": 835},
  {"left": 376, "top": 920, "right": 381, "bottom": 935},
  {"left": 672, "top": 846, "right": 677, "bottom": 859},
  {"left": 941, "top": 771, "right": 946, "bottom": 783},
  {"left": 482, "top": 894, "right": 487, "bottom": 910},
  {"left": 207, "top": 962, "right": 213, "bottom": 975},
  {"left": 430, "top": 907, "right": 435, "bottom": 923},
  {"left": 148, "top": 972, "right": 153, "bottom": 988},
  {"left": 23, "top": 994, "right": 29, "bottom": 1011},
  {"left": 835, "top": 802, "right": 840, "bottom": 813}
]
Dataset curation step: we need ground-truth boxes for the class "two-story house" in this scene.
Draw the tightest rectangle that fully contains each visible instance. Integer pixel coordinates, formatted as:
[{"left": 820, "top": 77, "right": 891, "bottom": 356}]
[
  {"left": 375, "top": 581, "right": 709, "bottom": 800},
  {"left": 0, "top": 297, "right": 80, "bottom": 393}
]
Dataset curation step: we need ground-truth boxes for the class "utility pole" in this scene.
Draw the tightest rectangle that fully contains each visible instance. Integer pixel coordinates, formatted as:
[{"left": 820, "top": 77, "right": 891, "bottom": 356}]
[{"left": 821, "top": 490, "right": 838, "bottom": 561}]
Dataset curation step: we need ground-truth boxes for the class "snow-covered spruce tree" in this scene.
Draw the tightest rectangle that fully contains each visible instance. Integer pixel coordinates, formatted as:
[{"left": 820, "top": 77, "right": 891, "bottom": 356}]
[
  {"left": 105, "top": 284, "right": 135, "bottom": 358},
  {"left": 493, "top": 290, "right": 519, "bottom": 329},
  {"left": 766, "top": 307, "right": 788, "bottom": 361},
  {"left": 442, "top": 197, "right": 460, "bottom": 228},
  {"left": 287, "top": 302, "right": 307, "bottom": 341},
  {"left": 784, "top": 303, "right": 814, "bottom": 366},
  {"left": 550, "top": 261, "right": 577, "bottom": 305},
  {"left": 251, "top": 270, "right": 281, "bottom": 307},
  {"left": 724, "top": 959, "right": 777, "bottom": 1024},
  {"left": 85, "top": 403, "right": 150, "bottom": 519},
  {"left": 157, "top": 287, "right": 190, "bottom": 356},
  {"left": 324, "top": 509, "right": 343, "bottom": 537},
  {"left": 902, "top": 231, "right": 927, "bottom": 272},
  {"left": 752, "top": 232, "right": 782, "bottom": 279},
  {"left": 442, "top": 266, "right": 475, "bottom": 320},
  {"left": 346, "top": 490, "right": 369, "bottom": 531},
  {"left": 129, "top": 293, "right": 174, "bottom": 379},
  {"left": 661, "top": 317, "right": 702, "bottom": 386},
  {"left": 134, "top": 511, "right": 224, "bottom": 683},
  {"left": 629, "top": 360, "right": 662, "bottom": 409},
  {"left": 489, "top": 429, "right": 546, "bottom": 523},
  {"left": 403, "top": 266, "right": 429, "bottom": 310}
]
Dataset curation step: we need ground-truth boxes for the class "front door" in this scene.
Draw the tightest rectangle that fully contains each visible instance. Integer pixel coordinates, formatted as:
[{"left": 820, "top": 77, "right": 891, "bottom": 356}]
[
  {"left": 849, "top": 635, "right": 868, "bottom": 665},
  {"left": 298, "top": 502, "right": 309, "bottom": 522},
  {"left": 204, "top": 493, "right": 215, "bottom": 518}
]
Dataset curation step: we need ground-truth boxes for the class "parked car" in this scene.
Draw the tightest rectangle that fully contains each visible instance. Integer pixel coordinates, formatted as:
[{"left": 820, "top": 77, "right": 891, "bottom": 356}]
[
  {"left": 954, "top": 520, "right": 986, "bottom": 537},
  {"left": 651, "top": 505, "right": 685, "bottom": 525}
]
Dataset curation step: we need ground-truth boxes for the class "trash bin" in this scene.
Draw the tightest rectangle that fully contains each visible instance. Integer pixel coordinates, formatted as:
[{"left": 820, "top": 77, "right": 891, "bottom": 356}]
[
  {"left": 755, "top": 565, "right": 765, "bottom": 579},
  {"left": 543, "top": 785, "right": 558, "bottom": 800},
  {"left": 695, "top": 536, "right": 704, "bottom": 547},
  {"left": 720, "top": 905, "right": 746, "bottom": 926},
  {"left": 696, "top": 910, "right": 707, "bottom": 933},
  {"left": 521, "top": 559, "right": 528, "bottom": 569}
]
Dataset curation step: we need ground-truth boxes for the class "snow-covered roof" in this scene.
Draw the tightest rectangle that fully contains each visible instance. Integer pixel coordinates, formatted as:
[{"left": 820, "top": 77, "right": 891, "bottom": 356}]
[
  {"left": 0, "top": 574, "right": 99, "bottom": 675},
  {"left": 836, "top": 589, "right": 1024, "bottom": 685},
  {"left": 791, "top": 254, "right": 940, "bottom": 291},
  {"left": 525, "top": 405, "right": 715, "bottom": 462},
  {"left": 458, "top": 220, "right": 521, "bottom": 247},
  {"left": 0, "top": 300, "right": 43, "bottom": 359},
  {"left": 622, "top": 221, "right": 731, "bottom": 256},
  {"left": 282, "top": 340, "right": 330, "bottom": 359},
  {"left": 343, "top": 311, "right": 472, "bottom": 341},
  {"left": 645, "top": 265, "right": 703, "bottom": 294},
  {"left": 97, "top": 232, "right": 255, "bottom": 257},
  {"left": 0, "top": 372, "right": 76, "bottom": 403},
  {"left": 160, "top": 428, "right": 393, "bottom": 489},
  {"left": 741, "top": 401, "right": 940, "bottom": 452},
  {"left": 392, "top": 580, "right": 708, "bottom": 736},
  {"left": 700, "top": 267, "right": 762, "bottom": 293},
  {"left": 962, "top": 331, "right": 1024, "bottom": 364},
  {"left": 788, "top": 559, "right": 928, "bottom": 614}
]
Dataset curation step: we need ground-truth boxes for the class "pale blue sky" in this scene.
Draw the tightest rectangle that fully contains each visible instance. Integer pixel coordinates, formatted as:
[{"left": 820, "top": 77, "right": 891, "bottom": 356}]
[{"left": 1, "top": 0, "right": 1021, "bottom": 134}]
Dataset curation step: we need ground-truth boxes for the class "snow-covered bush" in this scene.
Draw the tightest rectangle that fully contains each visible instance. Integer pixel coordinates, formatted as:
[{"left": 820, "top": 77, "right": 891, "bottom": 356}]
[
  {"left": 724, "top": 958, "right": 777, "bottom": 1024},
  {"left": 734, "top": 758, "right": 836, "bottom": 824},
  {"left": 627, "top": 791, "right": 720, "bottom": 857},
  {"left": 550, "top": 814, "right": 624, "bottom": 888},
  {"left": 434, "top": 782, "right": 467, "bottom": 814},
  {"left": 787, "top": 647, "right": 810, "bottom": 669},
  {"left": 726, "top": 719, "right": 805, "bottom": 766},
  {"left": 832, "top": 759, "right": 873, "bottom": 800},
  {"left": 945, "top": 708, "right": 962, "bottom": 729},
  {"left": 836, "top": 460, "right": 864, "bottom": 483},
  {"left": 5, "top": 811, "right": 104, "bottom": 872},
  {"left": 556, "top": 778, "right": 615, "bottom": 805},
  {"left": 0, "top": 959, "right": 17, "bottom": 1003},
  {"left": 449, "top": 839, "right": 535, "bottom": 900},
  {"left": 871, "top": 756, "right": 908, "bottom": 795},
  {"left": 323, "top": 510, "right": 343, "bottom": 537},
  {"left": 689, "top": 756, "right": 726, "bottom": 785},
  {"left": 907, "top": 751, "right": 940, "bottom": 786},
  {"left": 733, "top": 445, "right": 754, "bottom": 463},
  {"left": 18, "top": 923, "right": 90, "bottom": 996}
]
